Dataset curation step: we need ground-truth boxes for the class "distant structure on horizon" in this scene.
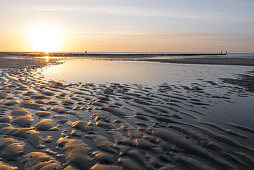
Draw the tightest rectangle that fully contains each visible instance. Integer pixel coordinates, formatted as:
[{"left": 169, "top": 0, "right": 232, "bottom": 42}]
[{"left": 221, "top": 51, "right": 227, "bottom": 55}]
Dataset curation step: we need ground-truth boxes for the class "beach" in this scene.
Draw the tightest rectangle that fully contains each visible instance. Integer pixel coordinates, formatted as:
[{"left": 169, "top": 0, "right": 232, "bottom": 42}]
[{"left": 0, "top": 55, "right": 254, "bottom": 169}]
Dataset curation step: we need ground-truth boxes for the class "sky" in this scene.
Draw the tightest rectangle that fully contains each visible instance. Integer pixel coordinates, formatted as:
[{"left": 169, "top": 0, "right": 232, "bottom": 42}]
[{"left": 0, "top": 0, "right": 254, "bottom": 52}]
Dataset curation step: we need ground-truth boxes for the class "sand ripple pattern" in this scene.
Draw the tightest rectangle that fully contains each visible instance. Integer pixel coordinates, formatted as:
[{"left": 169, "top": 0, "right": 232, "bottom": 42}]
[{"left": 0, "top": 66, "right": 254, "bottom": 170}]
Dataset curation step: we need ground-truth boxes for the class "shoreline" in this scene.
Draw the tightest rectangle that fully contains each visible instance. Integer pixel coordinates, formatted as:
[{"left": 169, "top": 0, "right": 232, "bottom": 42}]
[
  {"left": 137, "top": 57, "right": 254, "bottom": 66},
  {"left": 1, "top": 54, "right": 254, "bottom": 67}
]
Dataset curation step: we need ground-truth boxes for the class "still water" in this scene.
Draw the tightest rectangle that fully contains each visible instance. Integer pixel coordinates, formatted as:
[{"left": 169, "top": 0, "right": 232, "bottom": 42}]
[
  {"left": 41, "top": 57, "right": 254, "bottom": 134},
  {"left": 41, "top": 57, "right": 253, "bottom": 85}
]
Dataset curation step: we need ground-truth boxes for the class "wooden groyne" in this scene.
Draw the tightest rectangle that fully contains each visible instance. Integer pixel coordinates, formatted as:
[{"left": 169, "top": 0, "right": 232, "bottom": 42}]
[{"left": 0, "top": 52, "right": 227, "bottom": 57}]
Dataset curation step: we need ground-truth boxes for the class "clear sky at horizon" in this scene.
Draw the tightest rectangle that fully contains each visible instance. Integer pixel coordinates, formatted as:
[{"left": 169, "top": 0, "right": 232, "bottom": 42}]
[{"left": 0, "top": 0, "right": 254, "bottom": 52}]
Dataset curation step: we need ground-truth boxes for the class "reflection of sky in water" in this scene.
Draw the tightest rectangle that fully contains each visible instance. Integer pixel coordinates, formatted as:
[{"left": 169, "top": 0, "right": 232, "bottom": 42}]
[
  {"left": 42, "top": 58, "right": 253, "bottom": 85},
  {"left": 40, "top": 57, "right": 254, "bottom": 147}
]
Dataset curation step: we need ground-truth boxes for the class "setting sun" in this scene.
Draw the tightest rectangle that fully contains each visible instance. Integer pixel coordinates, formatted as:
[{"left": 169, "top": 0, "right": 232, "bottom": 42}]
[{"left": 28, "top": 25, "right": 62, "bottom": 52}]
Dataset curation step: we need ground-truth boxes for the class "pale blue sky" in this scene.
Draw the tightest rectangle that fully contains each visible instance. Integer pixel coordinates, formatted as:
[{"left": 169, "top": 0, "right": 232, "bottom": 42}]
[{"left": 0, "top": 0, "right": 254, "bottom": 52}]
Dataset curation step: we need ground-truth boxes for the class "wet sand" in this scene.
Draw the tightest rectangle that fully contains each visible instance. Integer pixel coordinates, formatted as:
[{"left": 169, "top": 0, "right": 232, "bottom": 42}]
[
  {"left": 139, "top": 57, "right": 254, "bottom": 66},
  {"left": 0, "top": 57, "right": 254, "bottom": 169},
  {"left": 0, "top": 57, "right": 60, "bottom": 68}
]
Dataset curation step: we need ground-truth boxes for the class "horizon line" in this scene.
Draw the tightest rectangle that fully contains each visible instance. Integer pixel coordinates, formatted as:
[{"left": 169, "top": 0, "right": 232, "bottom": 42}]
[{"left": 0, "top": 51, "right": 238, "bottom": 54}]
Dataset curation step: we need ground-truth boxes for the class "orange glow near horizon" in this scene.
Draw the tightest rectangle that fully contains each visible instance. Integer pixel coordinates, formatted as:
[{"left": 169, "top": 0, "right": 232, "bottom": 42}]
[
  {"left": 28, "top": 25, "right": 62, "bottom": 52},
  {"left": 0, "top": 27, "right": 245, "bottom": 53}
]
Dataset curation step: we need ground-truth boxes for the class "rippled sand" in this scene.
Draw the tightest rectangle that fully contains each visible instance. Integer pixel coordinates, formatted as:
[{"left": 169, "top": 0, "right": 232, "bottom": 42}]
[{"left": 0, "top": 57, "right": 254, "bottom": 170}]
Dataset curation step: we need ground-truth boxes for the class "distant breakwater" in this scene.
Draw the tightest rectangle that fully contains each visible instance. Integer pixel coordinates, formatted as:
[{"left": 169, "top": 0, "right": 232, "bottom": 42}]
[{"left": 0, "top": 52, "right": 227, "bottom": 57}]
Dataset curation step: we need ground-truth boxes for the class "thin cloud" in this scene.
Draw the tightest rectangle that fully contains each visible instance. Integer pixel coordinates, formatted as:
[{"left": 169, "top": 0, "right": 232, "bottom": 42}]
[
  {"left": 18, "top": 4, "right": 254, "bottom": 23},
  {"left": 19, "top": 5, "right": 210, "bottom": 20}
]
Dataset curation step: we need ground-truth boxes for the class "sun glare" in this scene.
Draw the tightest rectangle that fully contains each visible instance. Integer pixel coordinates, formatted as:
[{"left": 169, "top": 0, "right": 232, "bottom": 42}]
[{"left": 29, "top": 25, "right": 62, "bottom": 52}]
